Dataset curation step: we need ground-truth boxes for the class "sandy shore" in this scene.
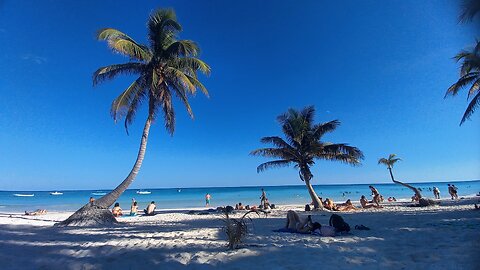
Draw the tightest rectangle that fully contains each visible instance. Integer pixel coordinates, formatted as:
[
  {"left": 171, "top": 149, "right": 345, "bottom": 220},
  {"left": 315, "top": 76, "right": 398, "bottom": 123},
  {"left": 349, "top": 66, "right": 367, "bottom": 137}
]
[{"left": 0, "top": 198, "right": 479, "bottom": 270}]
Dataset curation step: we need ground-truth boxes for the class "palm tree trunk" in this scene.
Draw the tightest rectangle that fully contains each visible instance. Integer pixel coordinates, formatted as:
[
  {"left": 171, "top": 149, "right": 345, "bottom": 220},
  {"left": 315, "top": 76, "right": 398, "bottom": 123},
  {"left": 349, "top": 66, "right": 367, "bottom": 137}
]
[
  {"left": 388, "top": 167, "right": 422, "bottom": 199},
  {"left": 95, "top": 117, "right": 152, "bottom": 208},
  {"left": 57, "top": 117, "right": 152, "bottom": 226},
  {"left": 304, "top": 177, "right": 323, "bottom": 210}
]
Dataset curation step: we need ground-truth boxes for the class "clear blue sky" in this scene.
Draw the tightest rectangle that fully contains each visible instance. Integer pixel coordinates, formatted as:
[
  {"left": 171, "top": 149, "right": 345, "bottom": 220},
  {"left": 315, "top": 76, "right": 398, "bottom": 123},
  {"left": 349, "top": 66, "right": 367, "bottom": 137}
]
[{"left": 0, "top": 0, "right": 478, "bottom": 190}]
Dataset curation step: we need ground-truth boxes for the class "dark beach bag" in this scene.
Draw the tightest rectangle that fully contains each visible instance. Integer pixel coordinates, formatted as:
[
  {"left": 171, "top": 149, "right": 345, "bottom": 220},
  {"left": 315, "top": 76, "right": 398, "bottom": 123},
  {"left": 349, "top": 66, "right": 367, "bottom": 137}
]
[
  {"left": 305, "top": 204, "right": 311, "bottom": 211},
  {"left": 329, "top": 214, "right": 350, "bottom": 233}
]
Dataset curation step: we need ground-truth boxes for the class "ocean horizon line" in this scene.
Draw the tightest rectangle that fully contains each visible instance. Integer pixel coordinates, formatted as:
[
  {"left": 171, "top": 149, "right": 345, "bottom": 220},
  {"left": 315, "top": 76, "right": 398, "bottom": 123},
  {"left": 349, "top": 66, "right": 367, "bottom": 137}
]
[{"left": 1, "top": 178, "right": 478, "bottom": 192}]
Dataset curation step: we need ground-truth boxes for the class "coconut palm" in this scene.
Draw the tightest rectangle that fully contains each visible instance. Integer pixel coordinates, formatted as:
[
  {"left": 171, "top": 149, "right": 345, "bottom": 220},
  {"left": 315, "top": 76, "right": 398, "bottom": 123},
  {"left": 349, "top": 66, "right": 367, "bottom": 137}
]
[
  {"left": 446, "top": 42, "right": 480, "bottom": 125},
  {"left": 59, "top": 8, "right": 210, "bottom": 226},
  {"left": 251, "top": 106, "right": 364, "bottom": 209},
  {"left": 378, "top": 154, "right": 423, "bottom": 199}
]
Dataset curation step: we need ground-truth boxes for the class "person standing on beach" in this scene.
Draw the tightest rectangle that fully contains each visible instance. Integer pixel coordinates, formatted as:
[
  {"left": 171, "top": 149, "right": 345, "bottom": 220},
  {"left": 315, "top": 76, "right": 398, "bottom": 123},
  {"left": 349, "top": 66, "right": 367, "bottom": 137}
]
[
  {"left": 452, "top": 185, "right": 459, "bottom": 199},
  {"left": 433, "top": 187, "right": 440, "bottom": 199},
  {"left": 205, "top": 193, "right": 211, "bottom": 207},
  {"left": 369, "top": 185, "right": 381, "bottom": 206},
  {"left": 260, "top": 188, "right": 267, "bottom": 208},
  {"left": 448, "top": 184, "right": 455, "bottom": 200}
]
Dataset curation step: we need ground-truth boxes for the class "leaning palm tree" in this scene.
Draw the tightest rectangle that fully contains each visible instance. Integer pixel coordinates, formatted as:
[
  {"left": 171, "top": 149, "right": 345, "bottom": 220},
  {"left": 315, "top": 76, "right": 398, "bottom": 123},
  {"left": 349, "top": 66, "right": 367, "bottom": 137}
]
[
  {"left": 251, "top": 106, "right": 364, "bottom": 210},
  {"left": 445, "top": 42, "right": 480, "bottom": 125},
  {"left": 58, "top": 8, "right": 210, "bottom": 226},
  {"left": 378, "top": 154, "right": 437, "bottom": 206},
  {"left": 377, "top": 154, "right": 422, "bottom": 198}
]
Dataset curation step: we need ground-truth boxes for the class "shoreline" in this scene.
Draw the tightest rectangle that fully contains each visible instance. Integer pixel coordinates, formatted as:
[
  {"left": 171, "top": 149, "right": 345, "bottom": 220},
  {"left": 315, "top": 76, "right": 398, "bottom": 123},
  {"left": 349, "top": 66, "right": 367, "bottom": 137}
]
[{"left": 0, "top": 197, "right": 479, "bottom": 269}]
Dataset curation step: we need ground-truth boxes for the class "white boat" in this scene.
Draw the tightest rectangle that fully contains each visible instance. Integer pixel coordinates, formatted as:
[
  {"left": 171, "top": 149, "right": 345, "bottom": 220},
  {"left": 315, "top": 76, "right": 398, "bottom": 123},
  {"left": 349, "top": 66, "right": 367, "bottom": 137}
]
[
  {"left": 91, "top": 192, "right": 107, "bottom": 196},
  {"left": 136, "top": 190, "right": 151, "bottom": 195},
  {"left": 13, "top": 193, "right": 34, "bottom": 197},
  {"left": 50, "top": 191, "right": 63, "bottom": 196}
]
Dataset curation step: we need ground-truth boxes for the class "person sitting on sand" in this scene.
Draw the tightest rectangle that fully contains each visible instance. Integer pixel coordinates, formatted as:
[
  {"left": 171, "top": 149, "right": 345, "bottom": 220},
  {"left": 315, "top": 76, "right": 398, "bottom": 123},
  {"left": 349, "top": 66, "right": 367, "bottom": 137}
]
[
  {"left": 144, "top": 201, "right": 156, "bottom": 216},
  {"left": 89, "top": 197, "right": 95, "bottom": 205},
  {"left": 336, "top": 199, "right": 357, "bottom": 211},
  {"left": 238, "top": 202, "right": 245, "bottom": 210},
  {"left": 25, "top": 209, "right": 47, "bottom": 216},
  {"left": 324, "top": 198, "right": 338, "bottom": 211},
  {"left": 387, "top": 197, "right": 393, "bottom": 202},
  {"left": 130, "top": 201, "right": 138, "bottom": 216},
  {"left": 411, "top": 193, "right": 419, "bottom": 202},
  {"left": 112, "top": 202, "right": 123, "bottom": 217},
  {"left": 360, "top": 195, "right": 381, "bottom": 209}
]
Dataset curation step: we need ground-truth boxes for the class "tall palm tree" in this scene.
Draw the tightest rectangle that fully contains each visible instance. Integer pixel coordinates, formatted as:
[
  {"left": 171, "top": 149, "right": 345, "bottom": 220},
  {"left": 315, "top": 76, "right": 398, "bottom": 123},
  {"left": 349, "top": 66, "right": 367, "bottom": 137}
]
[
  {"left": 59, "top": 8, "right": 210, "bottom": 226},
  {"left": 251, "top": 106, "right": 364, "bottom": 209},
  {"left": 446, "top": 42, "right": 480, "bottom": 125},
  {"left": 378, "top": 154, "right": 422, "bottom": 199}
]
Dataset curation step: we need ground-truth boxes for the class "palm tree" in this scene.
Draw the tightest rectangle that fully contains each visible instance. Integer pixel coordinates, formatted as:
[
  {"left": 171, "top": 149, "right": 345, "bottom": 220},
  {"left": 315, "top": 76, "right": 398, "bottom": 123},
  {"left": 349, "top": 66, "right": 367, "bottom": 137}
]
[
  {"left": 250, "top": 106, "right": 364, "bottom": 210},
  {"left": 59, "top": 8, "right": 210, "bottom": 226},
  {"left": 445, "top": 42, "right": 480, "bottom": 125},
  {"left": 447, "top": 0, "right": 480, "bottom": 125},
  {"left": 378, "top": 154, "right": 423, "bottom": 199}
]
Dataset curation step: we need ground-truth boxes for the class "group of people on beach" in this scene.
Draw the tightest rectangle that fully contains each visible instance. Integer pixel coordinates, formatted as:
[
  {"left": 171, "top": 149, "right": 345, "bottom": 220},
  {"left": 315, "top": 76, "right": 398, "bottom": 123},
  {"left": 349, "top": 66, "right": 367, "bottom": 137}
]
[{"left": 108, "top": 199, "right": 156, "bottom": 217}]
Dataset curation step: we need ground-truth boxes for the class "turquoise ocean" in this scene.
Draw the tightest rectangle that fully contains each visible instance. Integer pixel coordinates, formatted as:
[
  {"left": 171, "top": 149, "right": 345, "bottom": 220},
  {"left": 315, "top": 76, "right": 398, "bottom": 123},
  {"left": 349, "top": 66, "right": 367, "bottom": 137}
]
[{"left": 1, "top": 180, "right": 479, "bottom": 212}]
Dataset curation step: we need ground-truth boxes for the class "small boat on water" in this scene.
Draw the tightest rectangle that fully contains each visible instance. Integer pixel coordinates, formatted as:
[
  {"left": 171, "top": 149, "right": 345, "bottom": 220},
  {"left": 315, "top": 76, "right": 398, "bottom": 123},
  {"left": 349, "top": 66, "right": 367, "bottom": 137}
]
[
  {"left": 91, "top": 191, "right": 107, "bottom": 196},
  {"left": 136, "top": 190, "right": 151, "bottom": 195},
  {"left": 50, "top": 191, "right": 63, "bottom": 196},
  {"left": 13, "top": 193, "right": 34, "bottom": 197}
]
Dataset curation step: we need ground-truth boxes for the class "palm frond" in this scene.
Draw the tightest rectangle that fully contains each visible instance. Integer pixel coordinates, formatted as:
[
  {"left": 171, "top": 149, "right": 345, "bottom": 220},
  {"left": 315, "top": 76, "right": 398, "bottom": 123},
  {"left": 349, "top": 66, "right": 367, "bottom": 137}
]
[
  {"left": 259, "top": 136, "right": 294, "bottom": 150},
  {"left": 467, "top": 78, "right": 480, "bottom": 99},
  {"left": 318, "top": 143, "right": 364, "bottom": 165},
  {"left": 250, "top": 148, "right": 295, "bottom": 160},
  {"left": 312, "top": 120, "right": 340, "bottom": 139},
  {"left": 445, "top": 72, "right": 478, "bottom": 97},
  {"left": 460, "top": 91, "right": 480, "bottom": 125},
  {"left": 93, "top": 63, "right": 145, "bottom": 86},
  {"left": 110, "top": 76, "right": 146, "bottom": 123},
  {"left": 165, "top": 40, "right": 200, "bottom": 57},
  {"left": 97, "top": 28, "right": 152, "bottom": 61},
  {"left": 459, "top": 0, "right": 480, "bottom": 23},
  {"left": 256, "top": 160, "right": 294, "bottom": 173},
  {"left": 170, "top": 81, "right": 194, "bottom": 118},
  {"left": 171, "top": 57, "right": 211, "bottom": 76}
]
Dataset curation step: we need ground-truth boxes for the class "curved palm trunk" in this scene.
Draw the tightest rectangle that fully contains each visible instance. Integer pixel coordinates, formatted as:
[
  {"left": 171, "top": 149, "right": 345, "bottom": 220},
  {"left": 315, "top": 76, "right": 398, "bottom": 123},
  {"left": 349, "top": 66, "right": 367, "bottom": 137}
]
[
  {"left": 304, "top": 177, "right": 323, "bottom": 210},
  {"left": 95, "top": 117, "right": 152, "bottom": 208},
  {"left": 57, "top": 117, "right": 152, "bottom": 226},
  {"left": 388, "top": 167, "right": 422, "bottom": 199}
]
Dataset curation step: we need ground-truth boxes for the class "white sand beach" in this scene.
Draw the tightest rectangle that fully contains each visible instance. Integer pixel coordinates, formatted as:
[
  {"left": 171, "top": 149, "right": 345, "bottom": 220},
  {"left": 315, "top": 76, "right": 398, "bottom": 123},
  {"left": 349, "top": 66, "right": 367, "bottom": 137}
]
[{"left": 0, "top": 198, "right": 479, "bottom": 270}]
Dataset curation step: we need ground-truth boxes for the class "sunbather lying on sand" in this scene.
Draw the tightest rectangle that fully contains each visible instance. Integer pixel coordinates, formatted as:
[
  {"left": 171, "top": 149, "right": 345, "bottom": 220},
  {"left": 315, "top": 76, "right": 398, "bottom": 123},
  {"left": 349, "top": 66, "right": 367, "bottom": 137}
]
[
  {"left": 282, "top": 211, "right": 336, "bottom": 236},
  {"left": 360, "top": 195, "right": 382, "bottom": 209},
  {"left": 336, "top": 199, "right": 357, "bottom": 211},
  {"left": 285, "top": 210, "right": 320, "bottom": 233},
  {"left": 324, "top": 198, "right": 338, "bottom": 211},
  {"left": 25, "top": 209, "right": 47, "bottom": 216}
]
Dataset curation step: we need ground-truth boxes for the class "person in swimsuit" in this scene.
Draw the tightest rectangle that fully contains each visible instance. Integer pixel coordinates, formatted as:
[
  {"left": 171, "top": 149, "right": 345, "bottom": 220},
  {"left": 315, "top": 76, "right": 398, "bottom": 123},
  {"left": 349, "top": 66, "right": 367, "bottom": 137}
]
[
  {"left": 25, "top": 209, "right": 47, "bottom": 216},
  {"left": 205, "top": 193, "right": 211, "bottom": 207},
  {"left": 112, "top": 203, "right": 123, "bottom": 217},
  {"left": 130, "top": 201, "right": 138, "bottom": 216},
  {"left": 336, "top": 199, "right": 357, "bottom": 211},
  {"left": 144, "top": 201, "right": 156, "bottom": 216},
  {"left": 360, "top": 195, "right": 382, "bottom": 209}
]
